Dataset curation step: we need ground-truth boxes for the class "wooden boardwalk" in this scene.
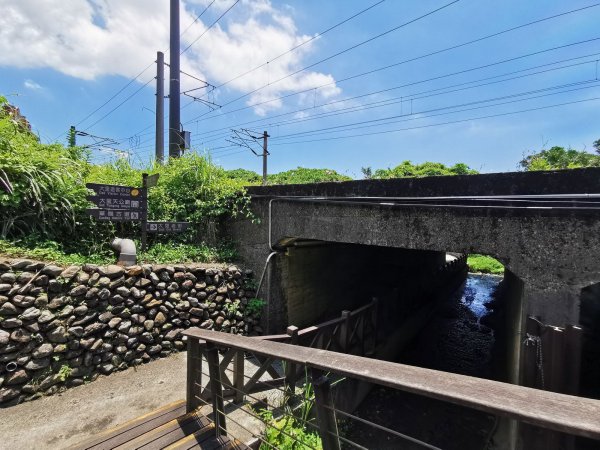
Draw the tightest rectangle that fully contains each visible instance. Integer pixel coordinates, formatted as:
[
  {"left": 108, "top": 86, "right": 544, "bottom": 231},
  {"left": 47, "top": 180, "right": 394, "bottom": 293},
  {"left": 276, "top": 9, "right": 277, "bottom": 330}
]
[{"left": 70, "top": 400, "right": 249, "bottom": 450}]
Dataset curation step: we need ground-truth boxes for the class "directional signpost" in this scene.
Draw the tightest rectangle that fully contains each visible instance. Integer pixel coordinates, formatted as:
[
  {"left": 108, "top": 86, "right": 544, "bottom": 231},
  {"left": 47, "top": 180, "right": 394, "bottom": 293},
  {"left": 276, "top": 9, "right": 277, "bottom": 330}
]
[
  {"left": 86, "top": 176, "right": 191, "bottom": 252},
  {"left": 146, "top": 221, "right": 190, "bottom": 233},
  {"left": 87, "top": 209, "right": 147, "bottom": 221},
  {"left": 86, "top": 183, "right": 148, "bottom": 223}
]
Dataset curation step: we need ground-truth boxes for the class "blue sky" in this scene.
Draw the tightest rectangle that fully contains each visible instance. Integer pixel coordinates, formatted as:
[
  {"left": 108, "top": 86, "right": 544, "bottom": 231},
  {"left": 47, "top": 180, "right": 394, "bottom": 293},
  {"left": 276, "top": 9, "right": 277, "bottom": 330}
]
[{"left": 1, "top": 0, "right": 599, "bottom": 178}]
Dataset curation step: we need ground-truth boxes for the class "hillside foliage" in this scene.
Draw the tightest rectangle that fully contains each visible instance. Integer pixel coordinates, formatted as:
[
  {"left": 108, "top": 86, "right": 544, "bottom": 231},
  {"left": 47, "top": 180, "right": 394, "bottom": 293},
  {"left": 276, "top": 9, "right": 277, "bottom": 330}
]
[
  {"left": 366, "top": 160, "right": 478, "bottom": 179},
  {"left": 519, "top": 144, "right": 600, "bottom": 171}
]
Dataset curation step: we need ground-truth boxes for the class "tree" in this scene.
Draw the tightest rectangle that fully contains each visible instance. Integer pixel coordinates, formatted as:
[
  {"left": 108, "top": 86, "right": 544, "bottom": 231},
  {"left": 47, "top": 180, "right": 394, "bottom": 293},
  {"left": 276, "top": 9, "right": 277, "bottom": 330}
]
[
  {"left": 267, "top": 167, "right": 352, "bottom": 184},
  {"left": 361, "top": 167, "right": 373, "bottom": 179},
  {"left": 594, "top": 138, "right": 600, "bottom": 155},
  {"left": 519, "top": 145, "right": 600, "bottom": 171},
  {"left": 372, "top": 160, "right": 478, "bottom": 179},
  {"left": 225, "top": 168, "right": 261, "bottom": 184}
]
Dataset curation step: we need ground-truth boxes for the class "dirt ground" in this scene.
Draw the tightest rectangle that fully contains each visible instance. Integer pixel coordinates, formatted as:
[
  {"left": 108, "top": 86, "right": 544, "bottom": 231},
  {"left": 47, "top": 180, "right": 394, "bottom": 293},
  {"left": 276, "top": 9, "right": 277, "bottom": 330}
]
[{"left": 0, "top": 352, "right": 187, "bottom": 450}]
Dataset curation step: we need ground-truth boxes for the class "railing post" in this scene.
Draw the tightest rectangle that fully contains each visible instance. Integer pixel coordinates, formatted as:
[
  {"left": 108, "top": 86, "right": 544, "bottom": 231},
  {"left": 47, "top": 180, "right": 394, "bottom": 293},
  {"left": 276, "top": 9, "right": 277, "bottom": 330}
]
[
  {"left": 205, "top": 342, "right": 227, "bottom": 437},
  {"left": 186, "top": 337, "right": 203, "bottom": 412},
  {"left": 370, "top": 297, "right": 379, "bottom": 355},
  {"left": 340, "top": 311, "right": 351, "bottom": 353},
  {"left": 233, "top": 349, "right": 244, "bottom": 403},
  {"left": 285, "top": 326, "right": 299, "bottom": 403},
  {"left": 311, "top": 368, "right": 341, "bottom": 450}
]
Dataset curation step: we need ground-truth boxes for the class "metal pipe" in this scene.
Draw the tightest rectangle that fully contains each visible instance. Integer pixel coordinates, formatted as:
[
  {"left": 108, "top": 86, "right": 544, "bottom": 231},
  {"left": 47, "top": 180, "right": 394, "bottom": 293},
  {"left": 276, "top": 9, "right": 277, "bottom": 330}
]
[{"left": 111, "top": 238, "right": 137, "bottom": 266}]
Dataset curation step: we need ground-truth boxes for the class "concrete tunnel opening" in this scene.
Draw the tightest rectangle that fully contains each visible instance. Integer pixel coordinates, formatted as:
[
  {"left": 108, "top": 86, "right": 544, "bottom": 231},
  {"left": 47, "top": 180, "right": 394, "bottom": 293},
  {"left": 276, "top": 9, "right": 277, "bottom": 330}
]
[{"left": 259, "top": 239, "right": 535, "bottom": 449}]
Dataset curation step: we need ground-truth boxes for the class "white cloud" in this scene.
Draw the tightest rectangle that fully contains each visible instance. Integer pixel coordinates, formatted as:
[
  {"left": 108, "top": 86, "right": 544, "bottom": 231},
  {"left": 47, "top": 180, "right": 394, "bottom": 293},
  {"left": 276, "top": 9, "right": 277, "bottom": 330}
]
[
  {"left": 0, "top": 0, "right": 341, "bottom": 114},
  {"left": 24, "top": 79, "right": 43, "bottom": 90}
]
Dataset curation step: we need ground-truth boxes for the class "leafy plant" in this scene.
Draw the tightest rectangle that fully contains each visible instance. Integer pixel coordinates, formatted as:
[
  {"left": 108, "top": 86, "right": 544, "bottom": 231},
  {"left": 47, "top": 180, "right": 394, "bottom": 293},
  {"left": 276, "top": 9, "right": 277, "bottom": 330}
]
[
  {"left": 58, "top": 364, "right": 72, "bottom": 382},
  {"left": 371, "top": 160, "right": 478, "bottom": 179},
  {"left": 246, "top": 298, "right": 266, "bottom": 317},
  {"left": 520, "top": 145, "right": 600, "bottom": 171},
  {"left": 267, "top": 167, "right": 351, "bottom": 185},
  {"left": 259, "top": 409, "right": 322, "bottom": 450},
  {"left": 223, "top": 299, "right": 240, "bottom": 316},
  {"left": 467, "top": 254, "right": 504, "bottom": 275}
]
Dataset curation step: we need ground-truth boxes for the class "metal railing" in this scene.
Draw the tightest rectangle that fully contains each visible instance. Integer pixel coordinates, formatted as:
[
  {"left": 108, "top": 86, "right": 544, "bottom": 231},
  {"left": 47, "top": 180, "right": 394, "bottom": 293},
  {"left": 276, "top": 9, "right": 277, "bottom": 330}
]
[{"left": 183, "top": 328, "right": 600, "bottom": 450}]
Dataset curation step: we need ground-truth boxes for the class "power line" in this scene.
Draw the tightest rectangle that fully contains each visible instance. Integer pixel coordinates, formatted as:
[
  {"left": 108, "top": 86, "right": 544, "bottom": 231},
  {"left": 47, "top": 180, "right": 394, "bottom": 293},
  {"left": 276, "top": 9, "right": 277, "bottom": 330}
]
[
  {"left": 180, "top": 0, "right": 241, "bottom": 55},
  {"left": 190, "top": 45, "right": 600, "bottom": 143},
  {"left": 180, "top": 0, "right": 216, "bottom": 39},
  {"left": 215, "top": 0, "right": 461, "bottom": 110},
  {"left": 268, "top": 96, "right": 600, "bottom": 146},
  {"left": 215, "top": 0, "right": 387, "bottom": 90},
  {"left": 270, "top": 80, "right": 600, "bottom": 140},
  {"left": 183, "top": 3, "right": 600, "bottom": 127},
  {"left": 133, "top": 78, "right": 600, "bottom": 159},
  {"left": 82, "top": 77, "right": 154, "bottom": 132}
]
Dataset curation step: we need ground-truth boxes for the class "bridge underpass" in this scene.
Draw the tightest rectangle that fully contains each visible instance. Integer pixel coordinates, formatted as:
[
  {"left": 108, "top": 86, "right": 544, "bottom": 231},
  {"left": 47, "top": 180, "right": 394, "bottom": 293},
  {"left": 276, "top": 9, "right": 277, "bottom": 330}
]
[{"left": 226, "top": 167, "right": 600, "bottom": 448}]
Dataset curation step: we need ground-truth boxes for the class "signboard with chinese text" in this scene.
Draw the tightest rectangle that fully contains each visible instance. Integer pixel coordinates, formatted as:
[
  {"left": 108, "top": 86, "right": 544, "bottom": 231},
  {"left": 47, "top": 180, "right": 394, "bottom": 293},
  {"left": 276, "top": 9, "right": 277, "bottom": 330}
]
[
  {"left": 87, "top": 208, "right": 147, "bottom": 222},
  {"left": 146, "top": 221, "right": 190, "bottom": 233}
]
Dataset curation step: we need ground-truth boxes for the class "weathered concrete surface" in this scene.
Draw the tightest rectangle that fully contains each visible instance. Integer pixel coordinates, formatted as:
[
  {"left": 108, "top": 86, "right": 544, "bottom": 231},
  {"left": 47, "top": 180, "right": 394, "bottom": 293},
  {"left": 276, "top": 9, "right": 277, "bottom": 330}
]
[
  {"left": 226, "top": 168, "right": 600, "bottom": 399},
  {"left": 0, "top": 352, "right": 187, "bottom": 450},
  {"left": 229, "top": 168, "right": 600, "bottom": 327}
]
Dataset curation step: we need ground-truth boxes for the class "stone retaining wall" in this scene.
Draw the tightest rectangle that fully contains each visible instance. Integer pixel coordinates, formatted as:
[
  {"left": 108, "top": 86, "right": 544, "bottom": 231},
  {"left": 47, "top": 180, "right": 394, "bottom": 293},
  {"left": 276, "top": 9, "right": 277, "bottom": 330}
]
[{"left": 0, "top": 259, "right": 259, "bottom": 407}]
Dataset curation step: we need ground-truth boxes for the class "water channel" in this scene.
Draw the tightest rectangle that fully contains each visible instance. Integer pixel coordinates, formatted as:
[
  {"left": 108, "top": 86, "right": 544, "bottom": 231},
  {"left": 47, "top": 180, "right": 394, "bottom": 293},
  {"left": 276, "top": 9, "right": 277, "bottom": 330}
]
[{"left": 346, "top": 274, "right": 503, "bottom": 449}]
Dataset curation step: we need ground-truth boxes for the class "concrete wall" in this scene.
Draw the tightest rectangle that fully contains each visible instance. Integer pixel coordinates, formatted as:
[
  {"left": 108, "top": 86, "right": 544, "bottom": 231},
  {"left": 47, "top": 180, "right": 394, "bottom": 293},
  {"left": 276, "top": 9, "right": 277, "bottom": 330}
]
[{"left": 277, "top": 243, "right": 445, "bottom": 329}]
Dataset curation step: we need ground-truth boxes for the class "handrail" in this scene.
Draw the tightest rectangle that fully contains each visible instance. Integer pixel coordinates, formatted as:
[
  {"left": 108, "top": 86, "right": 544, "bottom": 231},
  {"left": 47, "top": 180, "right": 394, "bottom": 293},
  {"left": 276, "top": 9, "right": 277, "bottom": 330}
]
[{"left": 183, "top": 328, "right": 600, "bottom": 440}]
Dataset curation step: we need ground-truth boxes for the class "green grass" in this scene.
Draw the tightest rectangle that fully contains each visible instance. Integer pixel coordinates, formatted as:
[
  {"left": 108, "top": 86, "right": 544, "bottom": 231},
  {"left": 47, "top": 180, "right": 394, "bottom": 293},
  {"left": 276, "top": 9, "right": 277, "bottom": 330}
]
[
  {"left": 467, "top": 254, "right": 504, "bottom": 275},
  {"left": 0, "top": 239, "right": 237, "bottom": 266}
]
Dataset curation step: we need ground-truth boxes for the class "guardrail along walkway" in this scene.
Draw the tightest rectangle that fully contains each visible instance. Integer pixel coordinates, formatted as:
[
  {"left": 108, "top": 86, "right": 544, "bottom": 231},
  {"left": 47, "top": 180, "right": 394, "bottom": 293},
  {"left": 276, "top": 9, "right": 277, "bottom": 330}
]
[{"left": 186, "top": 328, "right": 600, "bottom": 450}]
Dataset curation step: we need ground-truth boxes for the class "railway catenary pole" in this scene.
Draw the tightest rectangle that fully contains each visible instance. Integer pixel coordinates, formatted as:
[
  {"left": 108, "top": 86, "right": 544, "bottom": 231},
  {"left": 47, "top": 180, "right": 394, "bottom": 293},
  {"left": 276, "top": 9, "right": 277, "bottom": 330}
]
[
  {"left": 169, "top": 0, "right": 182, "bottom": 158},
  {"left": 155, "top": 51, "right": 165, "bottom": 164}
]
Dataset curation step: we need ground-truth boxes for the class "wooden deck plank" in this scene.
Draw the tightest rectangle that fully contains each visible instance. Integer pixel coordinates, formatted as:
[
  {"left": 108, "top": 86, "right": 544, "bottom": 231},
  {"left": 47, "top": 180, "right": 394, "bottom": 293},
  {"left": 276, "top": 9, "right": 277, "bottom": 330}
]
[
  {"left": 166, "top": 434, "right": 249, "bottom": 450},
  {"left": 70, "top": 400, "right": 187, "bottom": 450},
  {"left": 114, "top": 411, "right": 211, "bottom": 450}
]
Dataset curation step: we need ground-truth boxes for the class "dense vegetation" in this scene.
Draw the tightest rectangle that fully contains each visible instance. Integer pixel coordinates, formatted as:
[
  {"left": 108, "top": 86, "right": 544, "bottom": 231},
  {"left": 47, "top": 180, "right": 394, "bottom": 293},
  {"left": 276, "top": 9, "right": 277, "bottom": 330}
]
[
  {"left": 362, "top": 160, "right": 478, "bottom": 179},
  {"left": 520, "top": 142, "right": 600, "bottom": 171},
  {"left": 0, "top": 95, "right": 250, "bottom": 263},
  {"left": 227, "top": 166, "right": 352, "bottom": 185},
  {"left": 467, "top": 254, "right": 505, "bottom": 275}
]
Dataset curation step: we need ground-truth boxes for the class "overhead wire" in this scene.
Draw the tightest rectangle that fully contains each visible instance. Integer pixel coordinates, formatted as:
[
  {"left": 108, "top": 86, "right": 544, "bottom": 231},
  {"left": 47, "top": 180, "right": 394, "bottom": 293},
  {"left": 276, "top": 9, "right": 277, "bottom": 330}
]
[
  {"left": 267, "top": 96, "right": 600, "bottom": 147},
  {"left": 180, "top": 0, "right": 241, "bottom": 55},
  {"left": 215, "top": 0, "right": 387, "bottom": 90},
  {"left": 189, "top": 51, "right": 600, "bottom": 145},
  {"left": 270, "top": 79, "right": 600, "bottom": 141},
  {"left": 183, "top": 3, "right": 600, "bottom": 127},
  {"left": 205, "top": 0, "right": 462, "bottom": 111}
]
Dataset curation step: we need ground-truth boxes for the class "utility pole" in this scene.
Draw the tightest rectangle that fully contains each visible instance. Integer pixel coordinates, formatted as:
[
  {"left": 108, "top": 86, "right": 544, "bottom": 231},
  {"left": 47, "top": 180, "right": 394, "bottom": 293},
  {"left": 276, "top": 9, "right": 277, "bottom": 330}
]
[
  {"left": 227, "top": 129, "right": 270, "bottom": 185},
  {"left": 156, "top": 51, "right": 165, "bottom": 164},
  {"left": 169, "top": 0, "right": 182, "bottom": 158},
  {"left": 262, "top": 131, "right": 269, "bottom": 186},
  {"left": 68, "top": 126, "right": 76, "bottom": 147},
  {"left": 141, "top": 173, "right": 148, "bottom": 252}
]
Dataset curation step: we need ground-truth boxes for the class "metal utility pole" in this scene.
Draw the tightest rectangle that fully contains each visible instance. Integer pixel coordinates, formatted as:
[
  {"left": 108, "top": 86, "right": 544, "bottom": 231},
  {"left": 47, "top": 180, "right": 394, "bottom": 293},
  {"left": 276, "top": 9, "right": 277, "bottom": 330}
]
[
  {"left": 262, "top": 131, "right": 269, "bottom": 186},
  {"left": 156, "top": 51, "right": 165, "bottom": 164},
  {"left": 155, "top": 52, "right": 165, "bottom": 164},
  {"left": 68, "top": 126, "right": 76, "bottom": 147},
  {"left": 169, "top": 0, "right": 181, "bottom": 158},
  {"left": 227, "top": 129, "right": 270, "bottom": 185}
]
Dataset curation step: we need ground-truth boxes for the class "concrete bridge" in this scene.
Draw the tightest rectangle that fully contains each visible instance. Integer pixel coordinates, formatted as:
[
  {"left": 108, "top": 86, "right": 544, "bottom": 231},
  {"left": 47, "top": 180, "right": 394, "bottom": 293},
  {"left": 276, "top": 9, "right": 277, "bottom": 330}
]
[{"left": 227, "top": 167, "right": 600, "bottom": 387}]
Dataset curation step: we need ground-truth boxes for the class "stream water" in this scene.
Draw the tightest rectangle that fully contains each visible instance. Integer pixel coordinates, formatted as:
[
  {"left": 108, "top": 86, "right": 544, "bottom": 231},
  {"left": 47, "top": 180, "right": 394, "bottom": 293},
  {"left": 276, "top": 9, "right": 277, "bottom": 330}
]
[{"left": 345, "top": 273, "right": 503, "bottom": 449}]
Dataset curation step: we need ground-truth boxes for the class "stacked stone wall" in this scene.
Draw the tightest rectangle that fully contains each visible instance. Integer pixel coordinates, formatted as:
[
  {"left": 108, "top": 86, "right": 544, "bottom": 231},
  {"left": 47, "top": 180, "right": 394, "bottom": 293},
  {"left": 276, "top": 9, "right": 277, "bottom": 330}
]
[{"left": 0, "top": 259, "right": 258, "bottom": 407}]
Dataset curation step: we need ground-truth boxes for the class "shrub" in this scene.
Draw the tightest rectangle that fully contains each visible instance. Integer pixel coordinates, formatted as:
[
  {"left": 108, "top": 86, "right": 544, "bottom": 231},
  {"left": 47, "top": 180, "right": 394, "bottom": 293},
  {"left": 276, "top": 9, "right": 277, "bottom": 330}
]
[{"left": 467, "top": 254, "right": 504, "bottom": 274}]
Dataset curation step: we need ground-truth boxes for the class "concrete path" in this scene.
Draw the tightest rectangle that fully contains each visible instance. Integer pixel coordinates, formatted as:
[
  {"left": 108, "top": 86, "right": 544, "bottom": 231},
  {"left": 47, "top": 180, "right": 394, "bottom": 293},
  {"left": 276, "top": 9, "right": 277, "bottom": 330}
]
[
  {"left": 0, "top": 350, "right": 285, "bottom": 449},
  {"left": 0, "top": 352, "right": 187, "bottom": 450}
]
